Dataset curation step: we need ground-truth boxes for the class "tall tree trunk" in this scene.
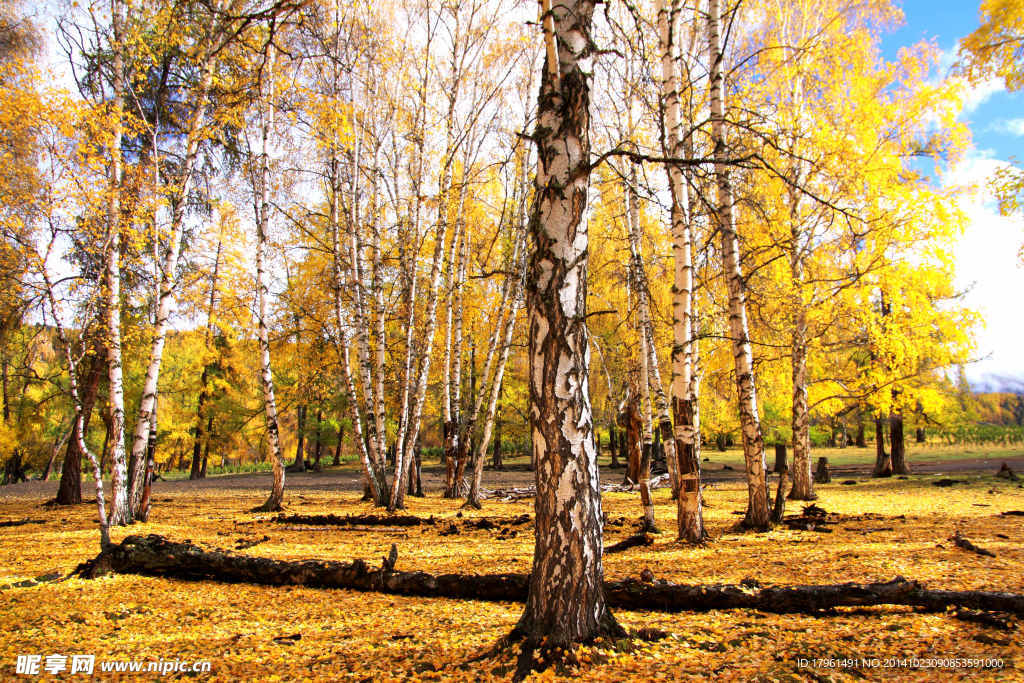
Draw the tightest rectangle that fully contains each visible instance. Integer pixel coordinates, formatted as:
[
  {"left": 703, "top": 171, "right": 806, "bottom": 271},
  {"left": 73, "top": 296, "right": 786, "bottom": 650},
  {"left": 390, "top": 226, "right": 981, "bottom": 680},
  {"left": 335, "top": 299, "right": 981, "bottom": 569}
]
[
  {"left": 511, "top": 0, "right": 623, "bottom": 656},
  {"left": 0, "top": 346, "right": 8, "bottom": 425},
  {"left": 707, "top": 0, "right": 770, "bottom": 530},
  {"left": 189, "top": 235, "right": 222, "bottom": 480},
  {"left": 659, "top": 0, "right": 703, "bottom": 541},
  {"left": 466, "top": 229, "right": 525, "bottom": 508},
  {"left": 126, "top": 67, "right": 215, "bottom": 518},
  {"left": 325, "top": 115, "right": 387, "bottom": 505},
  {"left": 788, "top": 310, "right": 813, "bottom": 499},
  {"left": 253, "top": 47, "right": 285, "bottom": 512},
  {"left": 394, "top": 146, "right": 472, "bottom": 508},
  {"left": 105, "top": 0, "right": 130, "bottom": 527},
  {"left": 625, "top": 170, "right": 657, "bottom": 532},
  {"left": 443, "top": 230, "right": 466, "bottom": 498}
]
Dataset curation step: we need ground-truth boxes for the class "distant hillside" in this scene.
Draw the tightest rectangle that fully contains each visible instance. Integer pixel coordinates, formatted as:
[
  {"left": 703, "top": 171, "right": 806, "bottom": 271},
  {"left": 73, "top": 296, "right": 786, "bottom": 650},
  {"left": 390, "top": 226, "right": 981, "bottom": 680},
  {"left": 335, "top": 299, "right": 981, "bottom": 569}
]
[{"left": 969, "top": 373, "right": 1024, "bottom": 395}]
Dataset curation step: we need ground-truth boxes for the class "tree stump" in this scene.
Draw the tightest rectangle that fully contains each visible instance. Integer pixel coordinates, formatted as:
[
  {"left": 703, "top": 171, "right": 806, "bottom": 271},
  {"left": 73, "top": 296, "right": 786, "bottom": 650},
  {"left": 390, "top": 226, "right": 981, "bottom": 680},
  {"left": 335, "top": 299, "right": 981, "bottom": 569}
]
[
  {"left": 996, "top": 462, "right": 1020, "bottom": 481},
  {"left": 813, "top": 457, "right": 831, "bottom": 484}
]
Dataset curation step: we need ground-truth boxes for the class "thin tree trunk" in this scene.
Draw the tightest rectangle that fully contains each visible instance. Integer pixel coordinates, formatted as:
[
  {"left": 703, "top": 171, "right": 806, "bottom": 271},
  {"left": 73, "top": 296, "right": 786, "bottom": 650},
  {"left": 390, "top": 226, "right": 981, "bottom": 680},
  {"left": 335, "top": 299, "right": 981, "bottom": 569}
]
[
  {"left": 466, "top": 228, "right": 526, "bottom": 508},
  {"left": 292, "top": 405, "right": 307, "bottom": 471},
  {"left": 492, "top": 402, "right": 503, "bottom": 469},
  {"left": 329, "top": 135, "right": 386, "bottom": 505},
  {"left": 625, "top": 170, "right": 657, "bottom": 532},
  {"left": 659, "top": 0, "right": 704, "bottom": 541},
  {"left": 312, "top": 409, "right": 323, "bottom": 471},
  {"left": 190, "top": 235, "right": 222, "bottom": 480},
  {"left": 105, "top": 0, "right": 130, "bottom": 527},
  {"left": 333, "top": 423, "right": 343, "bottom": 466},
  {"left": 41, "top": 427, "right": 70, "bottom": 481},
  {"left": 126, "top": 67, "right": 215, "bottom": 518},
  {"left": 443, "top": 230, "right": 466, "bottom": 498},
  {"left": 707, "top": 0, "right": 769, "bottom": 530},
  {"left": 201, "top": 416, "right": 212, "bottom": 477},
  {"left": 40, "top": 264, "right": 110, "bottom": 548},
  {"left": 873, "top": 414, "right": 892, "bottom": 476},
  {"left": 890, "top": 405, "right": 909, "bottom": 474},
  {"left": 390, "top": 156, "right": 467, "bottom": 510},
  {"left": 56, "top": 343, "right": 104, "bottom": 505},
  {"left": 512, "top": 0, "right": 623, "bottom": 656},
  {"left": 253, "top": 47, "right": 285, "bottom": 512}
]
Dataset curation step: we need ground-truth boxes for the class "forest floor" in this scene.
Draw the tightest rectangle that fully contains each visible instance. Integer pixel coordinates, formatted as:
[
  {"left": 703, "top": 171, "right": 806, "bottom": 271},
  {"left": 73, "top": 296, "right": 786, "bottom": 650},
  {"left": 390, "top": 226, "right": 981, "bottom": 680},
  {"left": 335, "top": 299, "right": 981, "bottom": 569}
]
[{"left": 1, "top": 447, "right": 1023, "bottom": 680}]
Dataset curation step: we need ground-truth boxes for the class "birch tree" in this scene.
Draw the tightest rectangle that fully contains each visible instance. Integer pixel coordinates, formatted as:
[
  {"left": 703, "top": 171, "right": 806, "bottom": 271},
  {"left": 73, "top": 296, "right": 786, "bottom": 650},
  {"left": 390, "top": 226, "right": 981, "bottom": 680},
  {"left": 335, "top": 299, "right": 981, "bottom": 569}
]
[
  {"left": 510, "top": 0, "right": 624, "bottom": 665},
  {"left": 252, "top": 45, "right": 286, "bottom": 512},
  {"left": 707, "top": 0, "right": 770, "bottom": 529}
]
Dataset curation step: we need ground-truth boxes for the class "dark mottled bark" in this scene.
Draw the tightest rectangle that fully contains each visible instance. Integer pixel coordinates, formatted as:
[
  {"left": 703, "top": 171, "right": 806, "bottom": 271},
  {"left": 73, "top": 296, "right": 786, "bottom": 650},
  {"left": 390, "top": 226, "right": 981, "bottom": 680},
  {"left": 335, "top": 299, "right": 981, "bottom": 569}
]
[
  {"left": 890, "top": 408, "right": 909, "bottom": 474},
  {"left": 873, "top": 414, "right": 892, "bottom": 477},
  {"left": 515, "top": 0, "right": 621, "bottom": 652},
  {"left": 56, "top": 347, "right": 104, "bottom": 505}
]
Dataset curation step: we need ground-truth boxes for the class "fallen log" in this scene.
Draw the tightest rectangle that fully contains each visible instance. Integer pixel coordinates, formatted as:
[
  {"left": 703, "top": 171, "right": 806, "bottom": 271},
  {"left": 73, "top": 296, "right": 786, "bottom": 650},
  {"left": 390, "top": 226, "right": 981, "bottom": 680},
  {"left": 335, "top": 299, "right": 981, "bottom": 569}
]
[
  {"left": 0, "top": 518, "right": 47, "bottom": 528},
  {"left": 79, "top": 535, "right": 1024, "bottom": 616},
  {"left": 273, "top": 513, "right": 432, "bottom": 527},
  {"left": 481, "top": 474, "right": 671, "bottom": 501},
  {"left": 273, "top": 513, "right": 533, "bottom": 532}
]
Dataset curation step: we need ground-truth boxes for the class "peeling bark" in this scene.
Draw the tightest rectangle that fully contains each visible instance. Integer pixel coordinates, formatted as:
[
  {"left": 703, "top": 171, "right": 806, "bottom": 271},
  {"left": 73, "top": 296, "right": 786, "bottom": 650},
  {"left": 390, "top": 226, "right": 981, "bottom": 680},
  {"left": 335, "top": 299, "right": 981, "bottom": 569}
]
[{"left": 514, "top": 0, "right": 622, "bottom": 649}]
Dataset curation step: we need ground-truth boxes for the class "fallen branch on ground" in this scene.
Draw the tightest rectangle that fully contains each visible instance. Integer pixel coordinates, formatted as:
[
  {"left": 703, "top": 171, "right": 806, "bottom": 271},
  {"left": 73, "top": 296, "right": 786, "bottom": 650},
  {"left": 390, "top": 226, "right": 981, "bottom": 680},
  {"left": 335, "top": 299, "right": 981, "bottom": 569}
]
[
  {"left": 78, "top": 535, "right": 1024, "bottom": 616},
  {"left": 951, "top": 531, "right": 996, "bottom": 558}
]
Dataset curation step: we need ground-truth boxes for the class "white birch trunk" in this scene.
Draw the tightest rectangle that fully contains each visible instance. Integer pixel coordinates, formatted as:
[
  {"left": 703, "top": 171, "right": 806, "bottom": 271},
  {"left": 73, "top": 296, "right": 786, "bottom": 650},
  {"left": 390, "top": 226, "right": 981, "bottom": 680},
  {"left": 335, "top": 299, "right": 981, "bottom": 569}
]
[
  {"left": 659, "top": 0, "right": 705, "bottom": 541},
  {"left": 512, "top": 0, "right": 623, "bottom": 652},
  {"left": 105, "top": 0, "right": 130, "bottom": 527},
  {"left": 624, "top": 171, "right": 656, "bottom": 531},
  {"left": 41, "top": 265, "right": 110, "bottom": 548},
  {"left": 707, "top": 0, "right": 770, "bottom": 529},
  {"left": 254, "top": 48, "right": 285, "bottom": 512},
  {"left": 127, "top": 71, "right": 214, "bottom": 516}
]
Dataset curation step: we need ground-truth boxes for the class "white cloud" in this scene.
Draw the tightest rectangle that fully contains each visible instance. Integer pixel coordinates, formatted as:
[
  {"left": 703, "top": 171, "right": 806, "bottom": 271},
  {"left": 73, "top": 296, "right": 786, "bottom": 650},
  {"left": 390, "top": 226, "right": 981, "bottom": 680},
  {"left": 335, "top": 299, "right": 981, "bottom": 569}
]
[
  {"left": 943, "top": 150, "right": 1024, "bottom": 384},
  {"left": 935, "top": 43, "right": 1006, "bottom": 116},
  {"left": 989, "top": 118, "right": 1024, "bottom": 136}
]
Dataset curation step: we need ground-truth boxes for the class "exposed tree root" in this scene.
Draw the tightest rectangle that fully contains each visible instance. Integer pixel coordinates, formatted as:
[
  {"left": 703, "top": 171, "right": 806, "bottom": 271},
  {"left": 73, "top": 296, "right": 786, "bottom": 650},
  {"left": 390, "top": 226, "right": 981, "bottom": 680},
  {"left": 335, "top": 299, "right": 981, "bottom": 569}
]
[{"left": 79, "top": 535, "right": 1024, "bottom": 617}]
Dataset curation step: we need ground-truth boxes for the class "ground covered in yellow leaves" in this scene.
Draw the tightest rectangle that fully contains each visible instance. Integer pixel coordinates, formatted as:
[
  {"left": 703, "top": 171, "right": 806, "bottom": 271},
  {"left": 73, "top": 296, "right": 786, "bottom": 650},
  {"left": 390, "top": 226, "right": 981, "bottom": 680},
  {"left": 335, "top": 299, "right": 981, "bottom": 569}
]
[{"left": 1, "top": 468, "right": 1022, "bottom": 681}]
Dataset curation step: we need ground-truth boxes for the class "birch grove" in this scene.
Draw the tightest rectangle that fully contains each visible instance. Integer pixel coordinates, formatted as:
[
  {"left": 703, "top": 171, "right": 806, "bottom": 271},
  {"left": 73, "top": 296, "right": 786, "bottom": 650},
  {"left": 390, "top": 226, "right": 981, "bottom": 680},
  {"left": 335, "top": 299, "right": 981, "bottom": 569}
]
[{"left": 0, "top": 1, "right": 980, "bottom": 629}]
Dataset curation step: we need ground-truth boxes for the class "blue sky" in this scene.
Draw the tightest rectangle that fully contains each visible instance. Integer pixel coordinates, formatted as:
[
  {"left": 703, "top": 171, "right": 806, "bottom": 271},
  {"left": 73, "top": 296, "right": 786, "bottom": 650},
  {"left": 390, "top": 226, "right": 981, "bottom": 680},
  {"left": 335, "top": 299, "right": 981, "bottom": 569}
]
[{"left": 880, "top": 1, "right": 1024, "bottom": 390}]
